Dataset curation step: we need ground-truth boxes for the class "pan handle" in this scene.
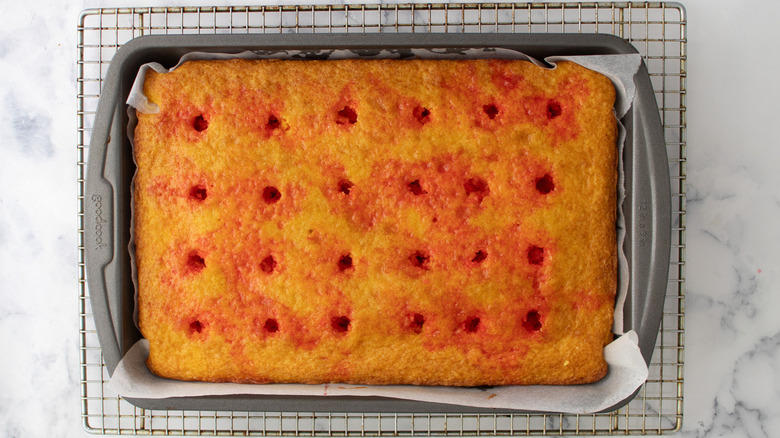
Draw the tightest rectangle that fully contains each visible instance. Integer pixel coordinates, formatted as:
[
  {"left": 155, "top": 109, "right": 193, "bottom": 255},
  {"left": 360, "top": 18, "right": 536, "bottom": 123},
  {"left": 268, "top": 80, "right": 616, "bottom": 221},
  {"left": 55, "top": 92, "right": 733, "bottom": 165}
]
[
  {"left": 84, "top": 56, "right": 127, "bottom": 374},
  {"left": 622, "top": 60, "right": 672, "bottom": 364}
]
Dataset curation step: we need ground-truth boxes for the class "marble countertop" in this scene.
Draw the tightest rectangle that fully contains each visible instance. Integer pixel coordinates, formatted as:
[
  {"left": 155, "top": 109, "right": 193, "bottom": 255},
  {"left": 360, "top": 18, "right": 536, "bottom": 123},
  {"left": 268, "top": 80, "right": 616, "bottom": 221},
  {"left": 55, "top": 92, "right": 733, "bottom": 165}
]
[{"left": 1, "top": 0, "right": 778, "bottom": 436}]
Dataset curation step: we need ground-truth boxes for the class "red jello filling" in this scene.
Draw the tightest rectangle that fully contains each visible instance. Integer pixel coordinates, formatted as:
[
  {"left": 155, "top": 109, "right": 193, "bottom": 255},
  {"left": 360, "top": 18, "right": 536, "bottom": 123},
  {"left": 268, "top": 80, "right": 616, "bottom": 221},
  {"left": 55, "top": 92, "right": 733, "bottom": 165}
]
[
  {"left": 472, "top": 250, "right": 488, "bottom": 263},
  {"left": 193, "top": 114, "right": 208, "bottom": 132},
  {"left": 264, "top": 318, "right": 279, "bottom": 333},
  {"left": 482, "top": 104, "right": 499, "bottom": 119},
  {"left": 338, "top": 254, "right": 353, "bottom": 271},
  {"left": 187, "top": 252, "right": 206, "bottom": 271},
  {"left": 409, "top": 251, "right": 430, "bottom": 270},
  {"left": 464, "top": 316, "right": 481, "bottom": 333},
  {"left": 413, "top": 106, "right": 431, "bottom": 124},
  {"left": 267, "top": 114, "right": 282, "bottom": 130},
  {"left": 527, "top": 245, "right": 544, "bottom": 265},
  {"left": 190, "top": 320, "right": 204, "bottom": 333},
  {"left": 535, "top": 174, "right": 555, "bottom": 194},
  {"left": 338, "top": 179, "right": 354, "bottom": 195},
  {"left": 262, "top": 186, "right": 281, "bottom": 204},
  {"left": 260, "top": 255, "right": 277, "bottom": 274},
  {"left": 332, "top": 316, "right": 351, "bottom": 333},
  {"left": 336, "top": 106, "right": 358, "bottom": 125},
  {"left": 464, "top": 177, "right": 490, "bottom": 199},
  {"left": 547, "top": 100, "right": 562, "bottom": 119},
  {"left": 410, "top": 313, "right": 425, "bottom": 334},
  {"left": 522, "top": 310, "right": 542, "bottom": 331},
  {"left": 189, "top": 185, "right": 207, "bottom": 201},
  {"left": 408, "top": 179, "right": 427, "bottom": 195}
]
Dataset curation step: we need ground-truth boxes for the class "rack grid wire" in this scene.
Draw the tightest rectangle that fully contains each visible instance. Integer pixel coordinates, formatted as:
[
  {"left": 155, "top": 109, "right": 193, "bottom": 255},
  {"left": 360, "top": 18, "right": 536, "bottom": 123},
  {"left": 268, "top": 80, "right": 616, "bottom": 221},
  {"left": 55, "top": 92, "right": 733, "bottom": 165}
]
[{"left": 77, "top": 2, "right": 686, "bottom": 435}]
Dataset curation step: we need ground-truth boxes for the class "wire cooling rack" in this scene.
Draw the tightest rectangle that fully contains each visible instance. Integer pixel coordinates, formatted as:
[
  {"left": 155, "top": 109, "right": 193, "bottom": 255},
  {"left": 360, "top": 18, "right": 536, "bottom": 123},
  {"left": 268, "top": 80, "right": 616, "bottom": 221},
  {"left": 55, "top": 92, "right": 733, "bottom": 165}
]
[{"left": 77, "top": 2, "right": 686, "bottom": 435}]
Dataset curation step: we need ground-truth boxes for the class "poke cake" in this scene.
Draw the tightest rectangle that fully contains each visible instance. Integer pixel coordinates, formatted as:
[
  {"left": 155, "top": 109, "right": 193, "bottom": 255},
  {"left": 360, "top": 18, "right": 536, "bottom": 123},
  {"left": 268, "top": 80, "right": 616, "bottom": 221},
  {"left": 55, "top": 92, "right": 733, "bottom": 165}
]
[{"left": 132, "top": 58, "right": 618, "bottom": 386}]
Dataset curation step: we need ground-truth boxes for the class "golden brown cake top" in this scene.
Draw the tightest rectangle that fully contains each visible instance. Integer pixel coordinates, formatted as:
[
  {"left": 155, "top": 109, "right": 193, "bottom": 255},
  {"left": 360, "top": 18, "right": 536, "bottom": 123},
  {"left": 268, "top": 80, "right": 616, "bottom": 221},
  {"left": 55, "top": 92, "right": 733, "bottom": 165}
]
[{"left": 134, "top": 58, "right": 617, "bottom": 386}]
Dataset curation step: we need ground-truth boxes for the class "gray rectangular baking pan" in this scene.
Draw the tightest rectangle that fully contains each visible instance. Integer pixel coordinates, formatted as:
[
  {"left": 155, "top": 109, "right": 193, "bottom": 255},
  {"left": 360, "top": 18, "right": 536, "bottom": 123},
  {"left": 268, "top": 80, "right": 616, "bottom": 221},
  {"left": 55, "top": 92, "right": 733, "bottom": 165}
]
[{"left": 84, "top": 33, "right": 670, "bottom": 414}]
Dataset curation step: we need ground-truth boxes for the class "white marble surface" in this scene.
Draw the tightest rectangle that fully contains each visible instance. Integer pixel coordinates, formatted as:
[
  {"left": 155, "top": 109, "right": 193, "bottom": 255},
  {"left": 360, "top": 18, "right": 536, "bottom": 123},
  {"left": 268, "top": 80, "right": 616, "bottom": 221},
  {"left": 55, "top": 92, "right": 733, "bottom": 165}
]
[{"left": 1, "top": 0, "right": 778, "bottom": 436}]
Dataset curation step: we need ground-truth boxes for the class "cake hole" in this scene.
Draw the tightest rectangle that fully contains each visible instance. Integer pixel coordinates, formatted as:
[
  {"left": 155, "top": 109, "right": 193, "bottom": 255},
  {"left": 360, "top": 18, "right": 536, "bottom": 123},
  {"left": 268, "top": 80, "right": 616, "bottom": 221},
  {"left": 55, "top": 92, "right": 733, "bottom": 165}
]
[
  {"left": 472, "top": 250, "right": 488, "bottom": 263},
  {"left": 535, "top": 174, "right": 555, "bottom": 194},
  {"left": 338, "top": 179, "right": 354, "bottom": 195},
  {"left": 408, "top": 179, "right": 427, "bottom": 195},
  {"left": 260, "top": 255, "right": 277, "bottom": 274},
  {"left": 189, "top": 185, "right": 208, "bottom": 201},
  {"left": 464, "top": 316, "right": 481, "bottom": 333},
  {"left": 464, "top": 177, "right": 490, "bottom": 199},
  {"left": 413, "top": 106, "right": 431, "bottom": 124},
  {"left": 483, "top": 104, "right": 499, "bottom": 119},
  {"left": 522, "top": 310, "right": 542, "bottom": 331},
  {"left": 338, "top": 254, "right": 353, "bottom": 271},
  {"left": 267, "top": 114, "right": 282, "bottom": 130},
  {"left": 187, "top": 252, "right": 206, "bottom": 271},
  {"left": 193, "top": 114, "right": 208, "bottom": 132},
  {"left": 336, "top": 106, "right": 358, "bottom": 125},
  {"left": 547, "top": 100, "right": 562, "bottom": 119},
  {"left": 410, "top": 313, "right": 425, "bottom": 334},
  {"left": 432, "top": 217, "right": 438, "bottom": 223},
  {"left": 264, "top": 318, "right": 279, "bottom": 333},
  {"left": 527, "top": 245, "right": 545, "bottom": 265},
  {"left": 190, "top": 320, "right": 204, "bottom": 334},
  {"left": 332, "top": 316, "right": 351, "bottom": 333},
  {"left": 409, "top": 251, "right": 430, "bottom": 270},
  {"left": 262, "top": 186, "right": 281, "bottom": 204}
]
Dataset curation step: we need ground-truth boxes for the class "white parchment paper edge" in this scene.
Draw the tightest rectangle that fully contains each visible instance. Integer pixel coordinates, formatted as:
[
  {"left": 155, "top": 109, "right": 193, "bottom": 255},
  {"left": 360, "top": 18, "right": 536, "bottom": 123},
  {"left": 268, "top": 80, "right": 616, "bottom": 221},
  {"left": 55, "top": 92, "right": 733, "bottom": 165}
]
[{"left": 114, "top": 49, "right": 646, "bottom": 413}]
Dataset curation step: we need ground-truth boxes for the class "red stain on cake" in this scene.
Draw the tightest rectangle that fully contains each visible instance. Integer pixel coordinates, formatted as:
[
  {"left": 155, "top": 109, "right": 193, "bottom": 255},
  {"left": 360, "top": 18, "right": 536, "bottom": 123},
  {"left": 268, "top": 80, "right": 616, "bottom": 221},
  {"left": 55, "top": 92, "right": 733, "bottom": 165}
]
[
  {"left": 331, "top": 88, "right": 359, "bottom": 130},
  {"left": 263, "top": 318, "right": 279, "bottom": 333},
  {"left": 535, "top": 174, "right": 555, "bottom": 194},
  {"left": 527, "top": 245, "right": 545, "bottom": 265},
  {"left": 409, "top": 250, "right": 431, "bottom": 270},
  {"left": 262, "top": 186, "right": 282, "bottom": 204},
  {"left": 337, "top": 179, "right": 354, "bottom": 195},
  {"left": 266, "top": 114, "right": 288, "bottom": 132},
  {"left": 154, "top": 98, "right": 214, "bottom": 142},
  {"left": 224, "top": 86, "right": 289, "bottom": 139},
  {"left": 413, "top": 106, "right": 431, "bottom": 125},
  {"left": 482, "top": 104, "right": 500, "bottom": 119},
  {"left": 193, "top": 114, "right": 208, "bottom": 131},
  {"left": 337, "top": 254, "right": 353, "bottom": 271},
  {"left": 213, "top": 227, "right": 287, "bottom": 295},
  {"left": 331, "top": 315, "right": 351, "bottom": 333},
  {"left": 407, "top": 179, "right": 427, "bottom": 195},
  {"left": 505, "top": 155, "right": 558, "bottom": 207},
  {"left": 228, "top": 177, "right": 305, "bottom": 220},
  {"left": 464, "top": 177, "right": 490, "bottom": 202},
  {"left": 189, "top": 184, "right": 208, "bottom": 201},
  {"left": 546, "top": 100, "right": 562, "bottom": 119},
  {"left": 522, "top": 310, "right": 543, "bottom": 332},
  {"left": 464, "top": 316, "right": 481, "bottom": 333},
  {"left": 489, "top": 60, "right": 525, "bottom": 91},
  {"left": 189, "top": 319, "right": 205, "bottom": 333},
  {"left": 259, "top": 255, "right": 277, "bottom": 273},
  {"left": 472, "top": 250, "right": 488, "bottom": 263},
  {"left": 336, "top": 106, "right": 358, "bottom": 125},
  {"left": 522, "top": 75, "right": 590, "bottom": 142},
  {"left": 409, "top": 313, "right": 426, "bottom": 334},
  {"left": 186, "top": 251, "right": 206, "bottom": 272},
  {"left": 324, "top": 155, "right": 502, "bottom": 230},
  {"left": 253, "top": 309, "right": 322, "bottom": 349}
]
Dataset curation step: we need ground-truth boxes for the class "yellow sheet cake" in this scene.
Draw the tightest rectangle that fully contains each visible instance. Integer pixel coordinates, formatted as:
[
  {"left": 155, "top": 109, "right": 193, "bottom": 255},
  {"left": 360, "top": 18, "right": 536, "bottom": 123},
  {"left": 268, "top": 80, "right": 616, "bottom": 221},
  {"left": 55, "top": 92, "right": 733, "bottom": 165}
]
[{"left": 133, "top": 58, "right": 617, "bottom": 386}]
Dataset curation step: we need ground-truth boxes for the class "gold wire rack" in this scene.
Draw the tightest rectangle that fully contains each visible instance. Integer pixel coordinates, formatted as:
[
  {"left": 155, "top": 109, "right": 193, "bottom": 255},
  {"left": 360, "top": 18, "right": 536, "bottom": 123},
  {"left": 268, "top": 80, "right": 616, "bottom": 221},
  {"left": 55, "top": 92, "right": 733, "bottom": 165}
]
[{"left": 77, "top": 2, "right": 686, "bottom": 435}]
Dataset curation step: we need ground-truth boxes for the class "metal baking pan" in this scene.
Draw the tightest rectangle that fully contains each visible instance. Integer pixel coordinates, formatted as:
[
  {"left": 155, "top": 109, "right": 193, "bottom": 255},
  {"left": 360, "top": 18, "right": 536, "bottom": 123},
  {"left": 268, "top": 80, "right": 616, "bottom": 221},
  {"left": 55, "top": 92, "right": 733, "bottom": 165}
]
[{"left": 84, "top": 33, "right": 670, "bottom": 413}]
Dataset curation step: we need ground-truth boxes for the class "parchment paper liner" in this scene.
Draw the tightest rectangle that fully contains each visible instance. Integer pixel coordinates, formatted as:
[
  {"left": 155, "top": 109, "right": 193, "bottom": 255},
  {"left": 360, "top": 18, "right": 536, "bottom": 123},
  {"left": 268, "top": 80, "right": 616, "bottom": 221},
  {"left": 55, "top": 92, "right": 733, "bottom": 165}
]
[{"left": 112, "top": 48, "right": 647, "bottom": 413}]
